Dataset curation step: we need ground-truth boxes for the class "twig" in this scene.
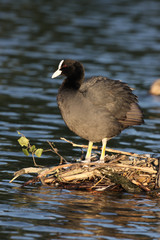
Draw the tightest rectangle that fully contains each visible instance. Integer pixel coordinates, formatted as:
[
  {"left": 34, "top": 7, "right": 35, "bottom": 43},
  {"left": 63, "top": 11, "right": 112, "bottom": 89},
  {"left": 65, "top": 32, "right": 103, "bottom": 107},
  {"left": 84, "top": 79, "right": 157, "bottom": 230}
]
[
  {"left": 59, "top": 169, "right": 100, "bottom": 182},
  {"left": 103, "top": 163, "right": 157, "bottom": 174},
  {"left": 60, "top": 137, "right": 99, "bottom": 150},
  {"left": 47, "top": 141, "right": 68, "bottom": 164},
  {"left": 32, "top": 152, "right": 44, "bottom": 167},
  {"left": 91, "top": 176, "right": 105, "bottom": 189},
  {"left": 132, "top": 180, "right": 150, "bottom": 192},
  {"left": 61, "top": 137, "right": 156, "bottom": 160},
  {"left": 156, "top": 158, "right": 160, "bottom": 187},
  {"left": 37, "top": 163, "right": 75, "bottom": 178},
  {"left": 9, "top": 167, "right": 45, "bottom": 183}
]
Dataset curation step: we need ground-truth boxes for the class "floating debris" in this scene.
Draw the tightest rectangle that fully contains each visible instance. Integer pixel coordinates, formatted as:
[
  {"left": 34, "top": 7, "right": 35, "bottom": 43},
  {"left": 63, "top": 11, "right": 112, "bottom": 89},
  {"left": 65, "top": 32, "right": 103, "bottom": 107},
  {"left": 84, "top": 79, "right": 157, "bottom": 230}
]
[{"left": 11, "top": 136, "right": 160, "bottom": 196}]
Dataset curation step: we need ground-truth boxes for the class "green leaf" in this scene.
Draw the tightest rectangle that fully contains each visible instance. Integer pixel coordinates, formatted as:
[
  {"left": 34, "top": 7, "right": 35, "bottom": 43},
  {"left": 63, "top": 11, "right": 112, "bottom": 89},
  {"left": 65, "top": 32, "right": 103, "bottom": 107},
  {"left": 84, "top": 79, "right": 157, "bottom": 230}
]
[
  {"left": 22, "top": 148, "right": 30, "bottom": 156},
  {"left": 35, "top": 148, "right": 43, "bottom": 157},
  {"left": 18, "top": 136, "right": 29, "bottom": 147},
  {"left": 17, "top": 131, "right": 21, "bottom": 135},
  {"left": 29, "top": 145, "right": 36, "bottom": 153}
]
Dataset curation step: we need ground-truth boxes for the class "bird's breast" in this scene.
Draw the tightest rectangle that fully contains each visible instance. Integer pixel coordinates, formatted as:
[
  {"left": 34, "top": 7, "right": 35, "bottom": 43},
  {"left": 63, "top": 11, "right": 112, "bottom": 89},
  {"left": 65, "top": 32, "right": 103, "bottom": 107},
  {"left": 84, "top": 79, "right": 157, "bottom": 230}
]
[{"left": 57, "top": 90, "right": 122, "bottom": 142}]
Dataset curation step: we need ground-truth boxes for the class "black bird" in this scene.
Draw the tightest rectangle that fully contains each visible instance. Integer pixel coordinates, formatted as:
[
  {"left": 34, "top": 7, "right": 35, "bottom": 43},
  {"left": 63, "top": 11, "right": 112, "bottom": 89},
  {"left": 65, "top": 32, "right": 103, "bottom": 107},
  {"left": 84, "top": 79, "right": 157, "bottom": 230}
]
[{"left": 52, "top": 59, "right": 144, "bottom": 163}]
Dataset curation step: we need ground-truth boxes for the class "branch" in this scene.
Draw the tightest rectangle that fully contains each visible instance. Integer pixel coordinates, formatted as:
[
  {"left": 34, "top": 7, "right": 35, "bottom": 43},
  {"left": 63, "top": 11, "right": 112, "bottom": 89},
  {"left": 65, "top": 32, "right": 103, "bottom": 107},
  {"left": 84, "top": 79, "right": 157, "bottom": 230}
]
[
  {"left": 9, "top": 167, "right": 49, "bottom": 183},
  {"left": 61, "top": 137, "right": 156, "bottom": 160}
]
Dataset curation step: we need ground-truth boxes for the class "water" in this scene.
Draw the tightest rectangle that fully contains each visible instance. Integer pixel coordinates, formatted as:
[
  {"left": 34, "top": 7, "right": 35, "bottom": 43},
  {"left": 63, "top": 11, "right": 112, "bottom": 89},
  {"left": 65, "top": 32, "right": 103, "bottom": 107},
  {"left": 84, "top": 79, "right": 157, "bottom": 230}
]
[{"left": 1, "top": 0, "right": 160, "bottom": 239}]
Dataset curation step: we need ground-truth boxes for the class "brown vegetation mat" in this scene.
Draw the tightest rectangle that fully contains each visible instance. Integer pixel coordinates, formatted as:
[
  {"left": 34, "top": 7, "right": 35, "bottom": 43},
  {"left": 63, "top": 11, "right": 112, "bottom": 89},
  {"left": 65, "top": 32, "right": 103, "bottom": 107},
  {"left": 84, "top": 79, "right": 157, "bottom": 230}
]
[{"left": 10, "top": 144, "right": 160, "bottom": 196}]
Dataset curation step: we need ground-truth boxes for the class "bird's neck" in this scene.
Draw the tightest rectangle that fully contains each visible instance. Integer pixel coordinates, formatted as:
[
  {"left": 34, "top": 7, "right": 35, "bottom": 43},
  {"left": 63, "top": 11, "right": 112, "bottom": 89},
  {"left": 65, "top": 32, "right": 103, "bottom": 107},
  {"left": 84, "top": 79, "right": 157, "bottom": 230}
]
[{"left": 61, "top": 72, "right": 84, "bottom": 90}]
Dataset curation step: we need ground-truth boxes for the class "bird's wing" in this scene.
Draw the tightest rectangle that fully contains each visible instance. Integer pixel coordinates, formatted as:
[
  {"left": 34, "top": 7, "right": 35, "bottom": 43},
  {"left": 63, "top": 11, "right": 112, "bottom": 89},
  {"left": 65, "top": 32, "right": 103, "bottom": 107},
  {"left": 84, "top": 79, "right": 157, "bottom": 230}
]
[{"left": 79, "top": 76, "right": 143, "bottom": 126}]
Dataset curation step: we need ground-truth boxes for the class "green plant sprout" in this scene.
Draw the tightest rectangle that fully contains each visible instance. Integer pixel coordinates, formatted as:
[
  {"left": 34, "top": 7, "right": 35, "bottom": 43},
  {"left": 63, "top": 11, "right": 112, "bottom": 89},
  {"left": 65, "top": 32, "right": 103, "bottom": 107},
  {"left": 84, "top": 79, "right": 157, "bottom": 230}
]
[{"left": 17, "top": 131, "right": 43, "bottom": 167}]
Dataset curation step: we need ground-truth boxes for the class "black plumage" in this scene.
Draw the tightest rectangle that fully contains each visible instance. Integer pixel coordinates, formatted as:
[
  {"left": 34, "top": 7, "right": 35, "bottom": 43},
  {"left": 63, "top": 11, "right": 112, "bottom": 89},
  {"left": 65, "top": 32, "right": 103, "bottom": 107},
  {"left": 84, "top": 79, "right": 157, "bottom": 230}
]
[{"left": 52, "top": 59, "right": 144, "bottom": 162}]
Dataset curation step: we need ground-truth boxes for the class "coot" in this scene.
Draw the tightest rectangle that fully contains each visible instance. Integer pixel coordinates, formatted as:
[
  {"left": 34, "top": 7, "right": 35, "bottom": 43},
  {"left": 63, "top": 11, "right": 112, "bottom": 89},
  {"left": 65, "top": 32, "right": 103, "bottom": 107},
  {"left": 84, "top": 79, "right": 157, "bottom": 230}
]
[{"left": 52, "top": 59, "right": 144, "bottom": 163}]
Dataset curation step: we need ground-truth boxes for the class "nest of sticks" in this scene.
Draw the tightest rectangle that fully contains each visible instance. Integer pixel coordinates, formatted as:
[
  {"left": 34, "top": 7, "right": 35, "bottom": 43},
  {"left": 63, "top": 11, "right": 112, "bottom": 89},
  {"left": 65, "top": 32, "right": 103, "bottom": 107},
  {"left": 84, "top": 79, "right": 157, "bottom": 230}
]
[{"left": 10, "top": 138, "right": 160, "bottom": 196}]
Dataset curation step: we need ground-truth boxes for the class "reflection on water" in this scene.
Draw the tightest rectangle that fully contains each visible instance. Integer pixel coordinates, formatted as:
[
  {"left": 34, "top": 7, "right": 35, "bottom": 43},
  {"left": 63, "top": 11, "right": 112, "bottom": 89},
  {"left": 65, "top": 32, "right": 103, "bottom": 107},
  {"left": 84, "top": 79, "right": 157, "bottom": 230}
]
[
  {"left": 1, "top": 0, "right": 160, "bottom": 239},
  {"left": 1, "top": 185, "right": 160, "bottom": 240}
]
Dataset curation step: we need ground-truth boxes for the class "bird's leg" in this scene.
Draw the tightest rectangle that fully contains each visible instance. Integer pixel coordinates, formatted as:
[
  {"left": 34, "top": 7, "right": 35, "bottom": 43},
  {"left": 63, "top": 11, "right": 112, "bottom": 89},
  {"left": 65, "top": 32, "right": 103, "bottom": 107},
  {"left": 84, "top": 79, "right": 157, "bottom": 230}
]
[
  {"left": 84, "top": 141, "right": 93, "bottom": 163},
  {"left": 100, "top": 138, "right": 107, "bottom": 163}
]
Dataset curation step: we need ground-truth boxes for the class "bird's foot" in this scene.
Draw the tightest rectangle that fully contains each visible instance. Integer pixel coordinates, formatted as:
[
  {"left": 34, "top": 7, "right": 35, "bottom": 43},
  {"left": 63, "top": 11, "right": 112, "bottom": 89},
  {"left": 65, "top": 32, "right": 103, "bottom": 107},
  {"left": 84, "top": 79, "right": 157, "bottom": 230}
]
[
  {"left": 99, "top": 158, "right": 105, "bottom": 164},
  {"left": 92, "top": 157, "right": 105, "bottom": 164},
  {"left": 81, "top": 158, "right": 91, "bottom": 164}
]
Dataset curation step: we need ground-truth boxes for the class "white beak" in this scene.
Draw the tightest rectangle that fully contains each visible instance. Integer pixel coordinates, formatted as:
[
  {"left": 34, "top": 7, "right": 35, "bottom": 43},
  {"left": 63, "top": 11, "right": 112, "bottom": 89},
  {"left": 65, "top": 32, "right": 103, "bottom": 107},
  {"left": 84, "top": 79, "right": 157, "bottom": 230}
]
[
  {"left": 52, "top": 69, "right": 62, "bottom": 78},
  {"left": 51, "top": 60, "right": 64, "bottom": 79}
]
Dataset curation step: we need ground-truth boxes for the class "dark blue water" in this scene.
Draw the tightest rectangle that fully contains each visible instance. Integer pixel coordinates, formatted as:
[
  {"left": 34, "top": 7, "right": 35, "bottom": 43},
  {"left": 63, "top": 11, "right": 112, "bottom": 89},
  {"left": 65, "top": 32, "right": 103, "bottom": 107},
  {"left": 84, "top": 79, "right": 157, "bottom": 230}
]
[{"left": 1, "top": 0, "right": 160, "bottom": 239}]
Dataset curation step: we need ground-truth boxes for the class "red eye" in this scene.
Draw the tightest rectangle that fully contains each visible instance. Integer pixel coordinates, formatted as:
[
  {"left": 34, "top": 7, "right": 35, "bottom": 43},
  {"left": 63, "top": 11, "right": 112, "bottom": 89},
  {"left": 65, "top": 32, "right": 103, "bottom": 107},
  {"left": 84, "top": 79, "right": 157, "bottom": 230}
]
[{"left": 62, "top": 64, "right": 67, "bottom": 68}]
